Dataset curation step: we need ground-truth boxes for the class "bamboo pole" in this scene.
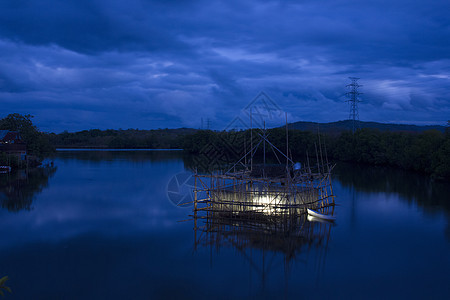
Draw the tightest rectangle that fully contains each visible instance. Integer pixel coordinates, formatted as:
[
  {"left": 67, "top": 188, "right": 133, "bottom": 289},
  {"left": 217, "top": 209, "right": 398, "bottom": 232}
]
[
  {"left": 285, "top": 112, "right": 289, "bottom": 171},
  {"left": 250, "top": 108, "right": 253, "bottom": 172}
]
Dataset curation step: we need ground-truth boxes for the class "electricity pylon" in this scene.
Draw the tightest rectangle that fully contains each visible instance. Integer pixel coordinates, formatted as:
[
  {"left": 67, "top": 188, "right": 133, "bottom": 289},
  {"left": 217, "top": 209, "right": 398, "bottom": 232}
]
[{"left": 346, "top": 77, "right": 362, "bottom": 133}]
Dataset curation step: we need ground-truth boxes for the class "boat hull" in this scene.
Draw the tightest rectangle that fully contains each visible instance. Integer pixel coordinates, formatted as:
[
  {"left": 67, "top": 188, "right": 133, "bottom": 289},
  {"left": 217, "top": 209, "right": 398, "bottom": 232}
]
[{"left": 307, "top": 208, "right": 336, "bottom": 221}]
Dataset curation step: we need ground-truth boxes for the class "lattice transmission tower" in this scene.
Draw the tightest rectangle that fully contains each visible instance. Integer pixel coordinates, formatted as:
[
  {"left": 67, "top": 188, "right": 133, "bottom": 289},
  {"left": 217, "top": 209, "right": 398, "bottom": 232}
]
[{"left": 346, "top": 77, "right": 362, "bottom": 133}]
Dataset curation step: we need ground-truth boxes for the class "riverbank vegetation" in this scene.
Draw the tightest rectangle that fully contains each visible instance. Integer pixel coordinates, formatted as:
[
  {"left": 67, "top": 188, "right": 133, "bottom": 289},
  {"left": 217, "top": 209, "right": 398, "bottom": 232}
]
[
  {"left": 47, "top": 126, "right": 449, "bottom": 180},
  {"left": 5, "top": 113, "right": 447, "bottom": 181},
  {"left": 0, "top": 114, "right": 54, "bottom": 168},
  {"left": 330, "top": 129, "right": 449, "bottom": 180},
  {"left": 48, "top": 128, "right": 195, "bottom": 149},
  {"left": 181, "top": 127, "right": 450, "bottom": 181}
]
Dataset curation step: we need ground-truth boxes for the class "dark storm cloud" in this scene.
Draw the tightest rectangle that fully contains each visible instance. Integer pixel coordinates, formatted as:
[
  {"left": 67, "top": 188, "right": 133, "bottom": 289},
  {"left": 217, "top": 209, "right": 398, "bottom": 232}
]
[
  {"left": 0, "top": 0, "right": 191, "bottom": 54},
  {"left": 0, "top": 0, "right": 449, "bottom": 132}
]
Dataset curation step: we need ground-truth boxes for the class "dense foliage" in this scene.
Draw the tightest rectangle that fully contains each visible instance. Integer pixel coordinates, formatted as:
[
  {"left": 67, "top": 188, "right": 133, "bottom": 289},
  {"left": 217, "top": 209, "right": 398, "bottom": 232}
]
[
  {"left": 182, "top": 128, "right": 450, "bottom": 181},
  {"left": 48, "top": 128, "right": 195, "bottom": 149},
  {"left": 0, "top": 113, "right": 54, "bottom": 158},
  {"left": 24, "top": 117, "right": 450, "bottom": 181},
  {"left": 330, "top": 129, "right": 450, "bottom": 180}
]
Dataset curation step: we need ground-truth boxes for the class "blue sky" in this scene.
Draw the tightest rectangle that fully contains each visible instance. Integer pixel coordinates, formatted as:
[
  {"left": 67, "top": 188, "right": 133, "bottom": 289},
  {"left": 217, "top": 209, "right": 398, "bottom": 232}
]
[{"left": 0, "top": 0, "right": 449, "bottom": 132}]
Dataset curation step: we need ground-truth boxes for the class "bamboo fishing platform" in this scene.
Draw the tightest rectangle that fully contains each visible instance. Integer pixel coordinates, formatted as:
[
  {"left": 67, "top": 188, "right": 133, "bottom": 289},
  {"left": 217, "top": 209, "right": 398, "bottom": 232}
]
[
  {"left": 191, "top": 113, "right": 336, "bottom": 222},
  {"left": 191, "top": 144, "right": 336, "bottom": 274},
  {"left": 191, "top": 163, "right": 336, "bottom": 270},
  {"left": 193, "top": 164, "right": 335, "bottom": 221},
  {"left": 189, "top": 104, "right": 337, "bottom": 277}
]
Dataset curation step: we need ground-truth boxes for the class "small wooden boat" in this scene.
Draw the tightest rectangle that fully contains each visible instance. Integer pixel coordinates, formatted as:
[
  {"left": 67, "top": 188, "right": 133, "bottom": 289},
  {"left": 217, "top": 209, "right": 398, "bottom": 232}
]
[
  {"left": 307, "top": 215, "right": 336, "bottom": 224},
  {"left": 307, "top": 208, "right": 336, "bottom": 221}
]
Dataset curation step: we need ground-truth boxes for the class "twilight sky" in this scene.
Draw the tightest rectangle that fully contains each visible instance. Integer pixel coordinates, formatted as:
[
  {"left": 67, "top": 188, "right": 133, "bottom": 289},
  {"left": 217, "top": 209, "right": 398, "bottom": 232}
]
[{"left": 0, "top": 0, "right": 449, "bottom": 132}]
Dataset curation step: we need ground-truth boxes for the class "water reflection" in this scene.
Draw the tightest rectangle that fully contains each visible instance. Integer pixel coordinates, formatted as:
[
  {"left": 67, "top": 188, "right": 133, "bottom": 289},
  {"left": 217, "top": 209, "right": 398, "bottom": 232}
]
[
  {"left": 0, "top": 165, "right": 57, "bottom": 211},
  {"left": 334, "top": 162, "right": 450, "bottom": 241},
  {"left": 193, "top": 208, "right": 334, "bottom": 289},
  {"left": 53, "top": 149, "right": 184, "bottom": 162},
  {"left": 0, "top": 152, "right": 448, "bottom": 298},
  {"left": 334, "top": 162, "right": 449, "bottom": 212}
]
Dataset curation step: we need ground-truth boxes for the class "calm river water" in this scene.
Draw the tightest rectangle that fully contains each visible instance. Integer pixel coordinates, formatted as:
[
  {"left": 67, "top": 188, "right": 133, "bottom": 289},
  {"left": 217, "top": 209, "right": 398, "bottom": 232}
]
[{"left": 0, "top": 150, "right": 449, "bottom": 299}]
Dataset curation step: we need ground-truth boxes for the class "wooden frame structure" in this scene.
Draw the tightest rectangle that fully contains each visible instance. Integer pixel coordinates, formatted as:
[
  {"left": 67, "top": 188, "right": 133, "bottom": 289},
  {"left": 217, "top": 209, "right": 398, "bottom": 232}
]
[
  {"left": 191, "top": 143, "right": 336, "bottom": 278},
  {"left": 193, "top": 165, "right": 335, "bottom": 221},
  {"left": 189, "top": 103, "right": 337, "bottom": 281},
  {"left": 192, "top": 112, "right": 335, "bottom": 221}
]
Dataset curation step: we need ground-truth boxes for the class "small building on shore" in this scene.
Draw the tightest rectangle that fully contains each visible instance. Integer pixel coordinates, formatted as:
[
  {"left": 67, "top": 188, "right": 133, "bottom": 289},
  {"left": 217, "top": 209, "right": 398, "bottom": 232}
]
[{"left": 0, "top": 130, "right": 27, "bottom": 160}]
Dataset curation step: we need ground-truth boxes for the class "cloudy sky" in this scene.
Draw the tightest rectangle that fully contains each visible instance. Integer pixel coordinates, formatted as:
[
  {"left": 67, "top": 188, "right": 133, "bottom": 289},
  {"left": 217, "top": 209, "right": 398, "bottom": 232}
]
[{"left": 0, "top": 0, "right": 449, "bottom": 132}]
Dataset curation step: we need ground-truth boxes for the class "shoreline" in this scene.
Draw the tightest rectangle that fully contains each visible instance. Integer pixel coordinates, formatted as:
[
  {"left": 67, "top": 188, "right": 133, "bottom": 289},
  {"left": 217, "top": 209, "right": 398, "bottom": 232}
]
[{"left": 56, "top": 148, "right": 184, "bottom": 152}]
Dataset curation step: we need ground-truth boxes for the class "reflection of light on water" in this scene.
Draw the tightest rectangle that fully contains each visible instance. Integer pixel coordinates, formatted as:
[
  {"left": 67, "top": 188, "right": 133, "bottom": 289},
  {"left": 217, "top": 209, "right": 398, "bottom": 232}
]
[
  {"left": 193, "top": 203, "right": 336, "bottom": 291},
  {"left": 193, "top": 178, "right": 337, "bottom": 292}
]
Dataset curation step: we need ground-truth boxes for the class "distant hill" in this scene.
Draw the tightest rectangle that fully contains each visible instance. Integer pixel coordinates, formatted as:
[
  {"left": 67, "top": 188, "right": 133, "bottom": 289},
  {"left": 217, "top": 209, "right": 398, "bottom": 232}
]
[{"left": 287, "top": 120, "right": 446, "bottom": 134}]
